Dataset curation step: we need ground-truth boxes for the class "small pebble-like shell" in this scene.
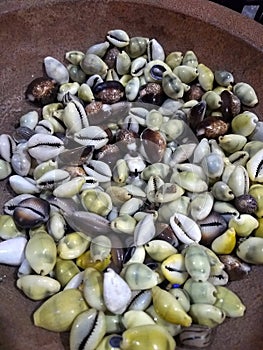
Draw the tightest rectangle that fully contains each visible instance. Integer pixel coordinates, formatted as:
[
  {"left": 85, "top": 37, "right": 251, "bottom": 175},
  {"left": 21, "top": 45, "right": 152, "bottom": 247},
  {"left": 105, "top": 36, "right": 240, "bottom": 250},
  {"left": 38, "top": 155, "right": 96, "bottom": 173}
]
[
  {"left": 125, "top": 36, "right": 148, "bottom": 58},
  {"left": 124, "top": 262, "right": 159, "bottom": 290},
  {"left": 147, "top": 38, "right": 165, "bottom": 61},
  {"left": 233, "top": 82, "right": 258, "bottom": 107},
  {"left": 90, "top": 235, "right": 112, "bottom": 261},
  {"left": 214, "top": 285, "right": 246, "bottom": 317},
  {"left": 189, "top": 304, "right": 225, "bottom": 328},
  {"left": 183, "top": 50, "right": 198, "bottom": 67},
  {"left": 70, "top": 309, "right": 106, "bottom": 350},
  {"left": 162, "top": 71, "right": 184, "bottom": 99},
  {"left": 211, "top": 228, "right": 236, "bottom": 255},
  {"left": 81, "top": 189, "right": 112, "bottom": 216},
  {"left": 151, "top": 286, "right": 192, "bottom": 327},
  {"left": 190, "top": 191, "right": 214, "bottom": 221},
  {"left": 122, "top": 310, "right": 155, "bottom": 329},
  {"left": 54, "top": 258, "right": 80, "bottom": 287},
  {"left": 44, "top": 56, "right": 69, "bottom": 84},
  {"left": 25, "top": 232, "right": 56, "bottom": 275},
  {"left": 219, "top": 254, "right": 251, "bottom": 281},
  {"left": 80, "top": 53, "right": 108, "bottom": 76},
  {"left": 197, "top": 63, "right": 214, "bottom": 91},
  {"left": 161, "top": 253, "right": 188, "bottom": 285},
  {"left": 219, "top": 134, "right": 247, "bottom": 154},
  {"left": 169, "top": 288, "right": 191, "bottom": 312},
  {"left": 103, "top": 268, "right": 132, "bottom": 314},
  {"left": 211, "top": 181, "right": 234, "bottom": 202},
  {"left": 201, "top": 152, "right": 224, "bottom": 179},
  {"left": 171, "top": 171, "right": 208, "bottom": 193},
  {"left": 246, "top": 148, "right": 263, "bottom": 183},
  {"left": 33, "top": 289, "right": 88, "bottom": 332},
  {"left": 134, "top": 213, "right": 156, "bottom": 246},
  {"left": 0, "top": 159, "right": 12, "bottom": 180},
  {"left": 16, "top": 275, "right": 61, "bottom": 300},
  {"left": 183, "top": 278, "right": 217, "bottom": 305},
  {"left": 121, "top": 324, "right": 176, "bottom": 350},
  {"left": 0, "top": 215, "right": 25, "bottom": 240},
  {"left": 144, "top": 240, "right": 178, "bottom": 262},
  {"left": 0, "top": 236, "right": 27, "bottom": 266},
  {"left": 228, "top": 214, "right": 259, "bottom": 237},
  {"left": 57, "top": 232, "right": 90, "bottom": 260},
  {"left": 170, "top": 212, "right": 202, "bottom": 244},
  {"left": 107, "top": 29, "right": 130, "bottom": 48},
  {"left": 27, "top": 133, "right": 64, "bottom": 162},
  {"left": 215, "top": 70, "right": 234, "bottom": 87},
  {"left": 236, "top": 237, "right": 263, "bottom": 264},
  {"left": 178, "top": 324, "right": 213, "bottom": 348},
  {"left": 231, "top": 111, "right": 258, "bottom": 136},
  {"left": 184, "top": 244, "right": 211, "bottom": 282}
]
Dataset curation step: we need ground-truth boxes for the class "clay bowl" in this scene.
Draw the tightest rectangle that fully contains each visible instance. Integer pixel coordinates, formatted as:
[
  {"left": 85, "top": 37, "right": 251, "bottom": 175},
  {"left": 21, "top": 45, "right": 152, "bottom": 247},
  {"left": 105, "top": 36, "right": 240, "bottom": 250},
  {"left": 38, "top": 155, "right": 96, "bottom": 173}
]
[{"left": 0, "top": 0, "right": 263, "bottom": 349}]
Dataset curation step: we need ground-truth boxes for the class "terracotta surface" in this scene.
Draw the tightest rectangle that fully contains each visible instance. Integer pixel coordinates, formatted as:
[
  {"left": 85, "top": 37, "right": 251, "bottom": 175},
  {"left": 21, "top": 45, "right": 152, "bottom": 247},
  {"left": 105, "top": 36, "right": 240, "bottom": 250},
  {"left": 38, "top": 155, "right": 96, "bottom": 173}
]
[{"left": 0, "top": 1, "right": 263, "bottom": 349}]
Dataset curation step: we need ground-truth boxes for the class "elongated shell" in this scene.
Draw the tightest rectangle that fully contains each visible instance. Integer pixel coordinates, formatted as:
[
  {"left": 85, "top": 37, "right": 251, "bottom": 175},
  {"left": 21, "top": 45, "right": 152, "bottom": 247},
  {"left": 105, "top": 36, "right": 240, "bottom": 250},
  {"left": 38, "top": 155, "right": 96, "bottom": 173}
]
[
  {"left": 214, "top": 285, "right": 246, "bottom": 317},
  {"left": 134, "top": 213, "right": 156, "bottom": 246},
  {"left": 189, "top": 304, "right": 225, "bottom": 328},
  {"left": 70, "top": 309, "right": 106, "bottom": 350},
  {"left": 16, "top": 275, "right": 61, "bottom": 300},
  {"left": 83, "top": 267, "right": 105, "bottom": 311},
  {"left": 170, "top": 212, "right": 201, "bottom": 244},
  {"left": 152, "top": 286, "right": 192, "bottom": 327},
  {"left": 0, "top": 236, "right": 27, "bottom": 266},
  {"left": 25, "top": 232, "right": 56, "bottom": 275},
  {"left": 184, "top": 244, "right": 211, "bottom": 282},
  {"left": 236, "top": 237, "right": 263, "bottom": 264},
  {"left": 161, "top": 253, "right": 188, "bottom": 285},
  {"left": 33, "top": 289, "right": 88, "bottom": 332}
]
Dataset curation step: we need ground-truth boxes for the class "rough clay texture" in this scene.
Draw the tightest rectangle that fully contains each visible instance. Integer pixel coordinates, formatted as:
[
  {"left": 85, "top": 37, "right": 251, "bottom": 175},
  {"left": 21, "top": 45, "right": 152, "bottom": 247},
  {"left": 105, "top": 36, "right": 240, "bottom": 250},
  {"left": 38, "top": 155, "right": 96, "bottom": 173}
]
[{"left": 0, "top": 1, "right": 262, "bottom": 349}]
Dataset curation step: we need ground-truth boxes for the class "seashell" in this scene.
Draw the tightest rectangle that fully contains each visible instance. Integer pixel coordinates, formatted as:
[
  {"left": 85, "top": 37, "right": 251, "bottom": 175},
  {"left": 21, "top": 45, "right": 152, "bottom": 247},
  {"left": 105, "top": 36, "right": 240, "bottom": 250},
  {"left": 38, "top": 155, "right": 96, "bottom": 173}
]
[
  {"left": 17, "top": 257, "right": 32, "bottom": 277},
  {"left": 0, "top": 133, "right": 16, "bottom": 162},
  {"left": 77, "top": 83, "right": 94, "bottom": 102},
  {"left": 96, "top": 334, "right": 122, "bottom": 350},
  {"left": 25, "top": 77, "right": 58, "bottom": 106},
  {"left": 63, "top": 100, "right": 89, "bottom": 134},
  {"left": 198, "top": 211, "right": 227, "bottom": 246},
  {"left": 220, "top": 89, "right": 241, "bottom": 121},
  {"left": 124, "top": 36, "right": 148, "bottom": 58},
  {"left": 211, "top": 228, "right": 236, "bottom": 255},
  {"left": 73, "top": 125, "right": 109, "bottom": 149},
  {"left": 81, "top": 189, "right": 112, "bottom": 216},
  {"left": 138, "top": 82, "right": 164, "bottom": 105},
  {"left": 130, "top": 57, "right": 147, "bottom": 77},
  {"left": 169, "top": 288, "right": 190, "bottom": 312},
  {"left": 57, "top": 232, "right": 90, "bottom": 260},
  {"left": 133, "top": 213, "right": 156, "bottom": 246},
  {"left": 255, "top": 218, "right": 263, "bottom": 238},
  {"left": 35, "top": 119, "right": 54, "bottom": 135},
  {"left": 219, "top": 254, "right": 251, "bottom": 281},
  {"left": 140, "top": 128, "right": 166, "bottom": 164},
  {"left": 70, "top": 309, "right": 106, "bottom": 350},
  {"left": 54, "top": 258, "right": 80, "bottom": 287},
  {"left": 236, "top": 236, "right": 263, "bottom": 264},
  {"left": 145, "top": 239, "right": 177, "bottom": 262},
  {"left": 103, "top": 268, "right": 132, "bottom": 314},
  {"left": 183, "top": 278, "right": 217, "bottom": 305},
  {"left": 110, "top": 214, "right": 136, "bottom": 235},
  {"left": 208, "top": 269, "right": 229, "bottom": 286},
  {"left": 16, "top": 275, "right": 61, "bottom": 300},
  {"left": 234, "top": 194, "right": 258, "bottom": 214},
  {"left": 106, "top": 29, "right": 129, "bottom": 47},
  {"left": 202, "top": 90, "right": 222, "bottom": 110},
  {"left": 106, "top": 186, "right": 132, "bottom": 208},
  {"left": 228, "top": 150, "right": 250, "bottom": 166},
  {"left": 125, "top": 76, "right": 140, "bottom": 101},
  {"left": 83, "top": 159, "right": 112, "bottom": 182},
  {"left": 246, "top": 148, "right": 263, "bottom": 183},
  {"left": 202, "top": 245, "right": 224, "bottom": 274},
  {"left": 219, "top": 134, "right": 247, "bottom": 154},
  {"left": 122, "top": 310, "right": 155, "bottom": 329},
  {"left": 171, "top": 171, "right": 208, "bottom": 193},
  {"left": 121, "top": 324, "right": 176, "bottom": 350},
  {"left": 123, "top": 246, "right": 146, "bottom": 266},
  {"left": 33, "top": 288, "right": 88, "bottom": 332},
  {"left": 189, "top": 304, "right": 225, "bottom": 328},
  {"left": 93, "top": 80, "right": 125, "bottom": 104},
  {"left": 211, "top": 181, "right": 234, "bottom": 201},
  {"left": 151, "top": 286, "right": 192, "bottom": 326},
  {"left": 249, "top": 120, "right": 263, "bottom": 141},
  {"left": 80, "top": 53, "right": 108, "bottom": 76},
  {"left": 190, "top": 191, "right": 214, "bottom": 221},
  {"left": 4, "top": 194, "right": 35, "bottom": 216},
  {"left": 184, "top": 244, "right": 211, "bottom": 282},
  {"left": 65, "top": 50, "right": 85, "bottom": 64},
  {"left": 0, "top": 159, "right": 12, "bottom": 180},
  {"left": 249, "top": 184, "right": 263, "bottom": 218},
  {"left": 0, "top": 236, "right": 27, "bottom": 266},
  {"left": 77, "top": 249, "right": 111, "bottom": 271},
  {"left": 196, "top": 116, "right": 229, "bottom": 139},
  {"left": 25, "top": 231, "right": 57, "bottom": 275},
  {"left": 197, "top": 63, "right": 214, "bottom": 91},
  {"left": 161, "top": 253, "right": 188, "bottom": 285},
  {"left": 57, "top": 81, "right": 80, "bottom": 101},
  {"left": 192, "top": 137, "right": 210, "bottom": 164},
  {"left": 44, "top": 56, "right": 69, "bottom": 84},
  {"left": 36, "top": 169, "right": 70, "bottom": 190},
  {"left": 215, "top": 70, "right": 234, "bottom": 87},
  {"left": 183, "top": 50, "right": 198, "bottom": 67},
  {"left": 214, "top": 285, "right": 246, "bottom": 317},
  {"left": 231, "top": 111, "right": 258, "bottom": 137},
  {"left": 33, "top": 159, "right": 58, "bottom": 180},
  {"left": 233, "top": 82, "right": 258, "bottom": 107},
  {"left": 228, "top": 214, "right": 258, "bottom": 237},
  {"left": 188, "top": 100, "right": 207, "bottom": 130},
  {"left": 178, "top": 324, "right": 213, "bottom": 348},
  {"left": 141, "top": 162, "right": 170, "bottom": 181},
  {"left": 170, "top": 212, "right": 202, "bottom": 244},
  {"left": 147, "top": 38, "right": 165, "bottom": 61},
  {"left": 9, "top": 175, "right": 40, "bottom": 195},
  {"left": 82, "top": 267, "right": 105, "bottom": 311},
  {"left": 170, "top": 143, "right": 197, "bottom": 166},
  {"left": 227, "top": 165, "right": 250, "bottom": 197},
  {"left": 162, "top": 71, "right": 184, "bottom": 99},
  {"left": 128, "top": 289, "right": 152, "bottom": 311},
  {"left": 158, "top": 196, "right": 190, "bottom": 222},
  {"left": 53, "top": 176, "right": 85, "bottom": 198},
  {"left": 13, "top": 197, "right": 50, "bottom": 229},
  {"left": 124, "top": 262, "right": 159, "bottom": 290},
  {"left": 165, "top": 51, "right": 183, "bottom": 69},
  {"left": 201, "top": 152, "right": 224, "bottom": 179},
  {"left": 90, "top": 235, "right": 112, "bottom": 261},
  {"left": 0, "top": 214, "right": 26, "bottom": 240},
  {"left": 27, "top": 133, "right": 64, "bottom": 162},
  {"left": 213, "top": 201, "right": 239, "bottom": 222},
  {"left": 13, "top": 126, "right": 36, "bottom": 144},
  {"left": 19, "top": 110, "right": 39, "bottom": 130},
  {"left": 145, "top": 109, "right": 163, "bottom": 131},
  {"left": 119, "top": 197, "right": 143, "bottom": 217},
  {"left": 173, "top": 65, "right": 199, "bottom": 84}
]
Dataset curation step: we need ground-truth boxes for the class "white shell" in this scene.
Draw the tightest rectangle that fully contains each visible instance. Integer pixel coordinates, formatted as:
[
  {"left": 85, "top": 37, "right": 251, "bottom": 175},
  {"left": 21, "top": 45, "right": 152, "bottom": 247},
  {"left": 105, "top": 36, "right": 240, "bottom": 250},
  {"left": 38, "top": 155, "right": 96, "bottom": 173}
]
[
  {"left": 0, "top": 237, "right": 27, "bottom": 266},
  {"left": 103, "top": 268, "right": 132, "bottom": 314},
  {"left": 9, "top": 175, "right": 40, "bottom": 194},
  {"left": 246, "top": 148, "right": 263, "bottom": 182},
  {"left": 44, "top": 56, "right": 69, "bottom": 84},
  {"left": 134, "top": 213, "right": 156, "bottom": 246},
  {"left": 170, "top": 212, "right": 201, "bottom": 244},
  {"left": 20, "top": 110, "right": 39, "bottom": 129}
]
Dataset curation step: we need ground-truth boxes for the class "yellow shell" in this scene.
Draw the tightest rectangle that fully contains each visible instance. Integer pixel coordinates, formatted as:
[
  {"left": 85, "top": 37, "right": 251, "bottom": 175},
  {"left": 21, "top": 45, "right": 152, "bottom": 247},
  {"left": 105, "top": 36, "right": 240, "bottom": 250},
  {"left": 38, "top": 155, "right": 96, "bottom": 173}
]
[
  {"left": 249, "top": 184, "right": 263, "bottom": 218},
  {"left": 25, "top": 232, "right": 57, "bottom": 275},
  {"left": 33, "top": 289, "right": 88, "bottom": 332},
  {"left": 16, "top": 275, "right": 60, "bottom": 300},
  {"left": 83, "top": 267, "right": 105, "bottom": 311},
  {"left": 57, "top": 231, "right": 90, "bottom": 259},
  {"left": 120, "top": 324, "right": 176, "bottom": 350},
  {"left": 255, "top": 218, "right": 263, "bottom": 238},
  {"left": 152, "top": 286, "right": 192, "bottom": 327},
  {"left": 54, "top": 258, "right": 80, "bottom": 287},
  {"left": 76, "top": 250, "right": 111, "bottom": 271},
  {"left": 161, "top": 253, "right": 188, "bottom": 284},
  {"left": 214, "top": 286, "right": 246, "bottom": 317},
  {"left": 211, "top": 228, "right": 236, "bottom": 254},
  {"left": 228, "top": 214, "right": 259, "bottom": 237}
]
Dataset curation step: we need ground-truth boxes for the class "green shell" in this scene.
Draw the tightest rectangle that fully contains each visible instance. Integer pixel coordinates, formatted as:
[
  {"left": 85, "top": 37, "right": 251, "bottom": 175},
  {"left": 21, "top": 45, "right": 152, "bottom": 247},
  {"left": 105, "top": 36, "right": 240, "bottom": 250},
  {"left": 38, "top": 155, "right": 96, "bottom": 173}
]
[{"left": 214, "top": 286, "right": 246, "bottom": 317}]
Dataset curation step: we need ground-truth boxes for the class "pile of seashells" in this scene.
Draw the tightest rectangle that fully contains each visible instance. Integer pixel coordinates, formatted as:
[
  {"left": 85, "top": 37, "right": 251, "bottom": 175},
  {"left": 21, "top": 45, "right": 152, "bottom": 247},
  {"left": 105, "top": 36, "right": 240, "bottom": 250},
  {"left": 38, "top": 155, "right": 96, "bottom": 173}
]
[{"left": 0, "top": 29, "right": 263, "bottom": 350}]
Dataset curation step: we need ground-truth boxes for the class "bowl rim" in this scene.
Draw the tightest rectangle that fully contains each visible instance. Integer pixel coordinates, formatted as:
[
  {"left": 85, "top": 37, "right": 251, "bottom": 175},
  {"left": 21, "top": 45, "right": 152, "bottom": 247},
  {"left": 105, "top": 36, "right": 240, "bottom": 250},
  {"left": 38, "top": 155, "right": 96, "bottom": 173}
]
[{"left": 1, "top": 0, "right": 263, "bottom": 52}]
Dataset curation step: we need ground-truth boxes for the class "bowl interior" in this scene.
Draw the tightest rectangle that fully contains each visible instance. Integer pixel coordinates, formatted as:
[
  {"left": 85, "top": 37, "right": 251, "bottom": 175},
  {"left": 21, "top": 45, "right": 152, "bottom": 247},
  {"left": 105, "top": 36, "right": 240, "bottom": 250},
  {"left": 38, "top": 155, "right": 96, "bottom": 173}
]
[{"left": 0, "top": 1, "right": 263, "bottom": 349}]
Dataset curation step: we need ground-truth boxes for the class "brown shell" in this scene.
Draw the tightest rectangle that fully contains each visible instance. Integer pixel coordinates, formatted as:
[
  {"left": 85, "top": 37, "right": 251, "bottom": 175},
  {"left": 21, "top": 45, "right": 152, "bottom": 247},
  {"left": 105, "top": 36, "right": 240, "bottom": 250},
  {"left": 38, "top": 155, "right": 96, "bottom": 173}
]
[{"left": 196, "top": 116, "right": 229, "bottom": 139}]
